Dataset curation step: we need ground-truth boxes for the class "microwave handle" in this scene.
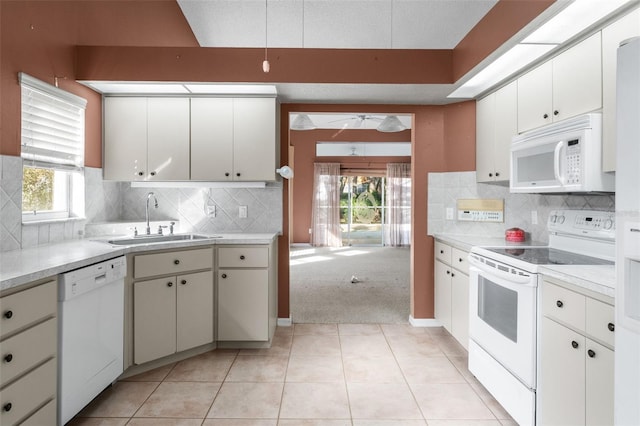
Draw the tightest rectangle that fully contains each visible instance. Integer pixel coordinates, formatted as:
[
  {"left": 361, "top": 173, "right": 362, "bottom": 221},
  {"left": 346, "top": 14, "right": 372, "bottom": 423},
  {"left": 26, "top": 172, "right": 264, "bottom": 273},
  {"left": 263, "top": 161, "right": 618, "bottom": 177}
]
[{"left": 554, "top": 141, "right": 564, "bottom": 184}]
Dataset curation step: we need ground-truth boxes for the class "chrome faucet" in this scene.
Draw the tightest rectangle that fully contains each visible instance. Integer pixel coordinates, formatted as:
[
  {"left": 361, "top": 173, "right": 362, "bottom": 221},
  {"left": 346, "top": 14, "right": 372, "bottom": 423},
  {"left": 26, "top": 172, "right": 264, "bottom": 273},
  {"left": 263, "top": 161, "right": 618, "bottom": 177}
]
[{"left": 145, "top": 192, "right": 158, "bottom": 235}]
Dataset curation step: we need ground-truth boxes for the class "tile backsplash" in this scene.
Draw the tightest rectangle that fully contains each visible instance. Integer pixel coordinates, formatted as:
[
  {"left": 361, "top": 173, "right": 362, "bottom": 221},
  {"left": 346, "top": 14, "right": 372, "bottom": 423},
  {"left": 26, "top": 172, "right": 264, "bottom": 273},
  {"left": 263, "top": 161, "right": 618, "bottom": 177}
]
[
  {"left": 428, "top": 171, "right": 615, "bottom": 244},
  {"left": 0, "top": 154, "right": 283, "bottom": 251}
]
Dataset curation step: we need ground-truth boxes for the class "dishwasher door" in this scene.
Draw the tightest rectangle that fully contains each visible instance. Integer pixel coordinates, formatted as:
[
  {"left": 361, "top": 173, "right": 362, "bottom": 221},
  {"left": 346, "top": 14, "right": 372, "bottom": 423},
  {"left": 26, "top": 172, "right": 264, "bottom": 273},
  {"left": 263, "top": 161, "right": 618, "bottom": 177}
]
[{"left": 58, "top": 256, "right": 126, "bottom": 425}]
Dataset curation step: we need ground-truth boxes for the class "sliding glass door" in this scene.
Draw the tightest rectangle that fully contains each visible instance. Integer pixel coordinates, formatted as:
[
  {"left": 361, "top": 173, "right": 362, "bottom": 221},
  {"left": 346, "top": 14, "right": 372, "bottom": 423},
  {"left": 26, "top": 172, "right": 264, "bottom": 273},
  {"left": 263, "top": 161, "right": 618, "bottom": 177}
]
[{"left": 340, "top": 176, "right": 385, "bottom": 246}]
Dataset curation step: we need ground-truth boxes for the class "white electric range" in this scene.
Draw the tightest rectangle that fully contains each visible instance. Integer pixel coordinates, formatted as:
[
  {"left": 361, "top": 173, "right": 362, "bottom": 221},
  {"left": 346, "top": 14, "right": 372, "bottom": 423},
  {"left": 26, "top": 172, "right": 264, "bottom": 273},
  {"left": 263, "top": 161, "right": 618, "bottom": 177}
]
[{"left": 466, "top": 209, "right": 615, "bottom": 426}]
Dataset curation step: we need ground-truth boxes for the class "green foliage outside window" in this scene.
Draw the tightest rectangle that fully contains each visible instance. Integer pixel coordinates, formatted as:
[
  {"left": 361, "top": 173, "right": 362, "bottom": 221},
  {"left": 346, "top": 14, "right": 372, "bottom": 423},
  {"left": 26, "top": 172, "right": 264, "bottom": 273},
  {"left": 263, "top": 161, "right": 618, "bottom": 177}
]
[{"left": 22, "top": 167, "right": 54, "bottom": 212}]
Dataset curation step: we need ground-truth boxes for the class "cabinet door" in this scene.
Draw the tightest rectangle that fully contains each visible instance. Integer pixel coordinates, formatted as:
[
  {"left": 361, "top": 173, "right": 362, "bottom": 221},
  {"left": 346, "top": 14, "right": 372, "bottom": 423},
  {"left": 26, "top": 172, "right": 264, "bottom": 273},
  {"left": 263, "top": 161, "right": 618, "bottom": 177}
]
[
  {"left": 104, "top": 97, "right": 148, "bottom": 180},
  {"left": 176, "top": 270, "right": 214, "bottom": 352},
  {"left": 434, "top": 260, "right": 452, "bottom": 332},
  {"left": 218, "top": 269, "right": 269, "bottom": 341},
  {"left": 540, "top": 317, "right": 586, "bottom": 426},
  {"left": 476, "top": 92, "right": 496, "bottom": 183},
  {"left": 493, "top": 81, "right": 518, "bottom": 180},
  {"left": 518, "top": 61, "right": 553, "bottom": 133},
  {"left": 147, "top": 98, "right": 190, "bottom": 181},
  {"left": 191, "top": 98, "right": 234, "bottom": 180},
  {"left": 585, "top": 340, "right": 614, "bottom": 426},
  {"left": 233, "top": 98, "right": 276, "bottom": 181},
  {"left": 601, "top": 8, "right": 640, "bottom": 172},
  {"left": 451, "top": 271, "right": 469, "bottom": 349},
  {"left": 134, "top": 277, "right": 176, "bottom": 364},
  {"left": 553, "top": 32, "right": 602, "bottom": 123}
]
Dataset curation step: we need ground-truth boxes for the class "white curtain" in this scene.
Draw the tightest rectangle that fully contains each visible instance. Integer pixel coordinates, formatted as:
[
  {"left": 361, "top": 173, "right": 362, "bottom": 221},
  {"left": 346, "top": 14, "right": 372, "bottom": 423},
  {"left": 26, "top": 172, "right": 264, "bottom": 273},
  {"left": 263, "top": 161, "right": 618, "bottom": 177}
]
[
  {"left": 386, "top": 163, "right": 411, "bottom": 247},
  {"left": 311, "top": 163, "right": 342, "bottom": 247}
]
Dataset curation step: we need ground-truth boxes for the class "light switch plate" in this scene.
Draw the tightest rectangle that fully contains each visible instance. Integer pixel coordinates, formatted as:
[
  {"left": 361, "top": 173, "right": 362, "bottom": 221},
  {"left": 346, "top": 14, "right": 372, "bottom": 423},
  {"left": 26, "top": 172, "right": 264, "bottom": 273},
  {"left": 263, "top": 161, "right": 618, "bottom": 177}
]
[
  {"left": 206, "top": 205, "right": 216, "bottom": 216},
  {"left": 239, "top": 205, "right": 248, "bottom": 218}
]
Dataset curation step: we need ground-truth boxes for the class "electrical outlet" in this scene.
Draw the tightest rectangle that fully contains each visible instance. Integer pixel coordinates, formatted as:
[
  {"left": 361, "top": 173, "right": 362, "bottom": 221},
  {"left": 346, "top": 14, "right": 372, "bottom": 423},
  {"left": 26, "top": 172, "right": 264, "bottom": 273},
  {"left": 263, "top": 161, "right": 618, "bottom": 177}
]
[
  {"left": 206, "top": 205, "right": 216, "bottom": 216},
  {"left": 239, "top": 205, "right": 248, "bottom": 218},
  {"left": 531, "top": 210, "right": 538, "bottom": 225},
  {"left": 446, "top": 207, "right": 454, "bottom": 220}
]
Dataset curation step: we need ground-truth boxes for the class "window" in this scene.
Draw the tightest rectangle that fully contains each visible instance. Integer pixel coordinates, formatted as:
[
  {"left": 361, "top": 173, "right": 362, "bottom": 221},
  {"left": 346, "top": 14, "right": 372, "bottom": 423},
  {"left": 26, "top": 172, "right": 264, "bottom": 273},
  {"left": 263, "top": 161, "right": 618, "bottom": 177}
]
[{"left": 20, "top": 73, "right": 86, "bottom": 221}]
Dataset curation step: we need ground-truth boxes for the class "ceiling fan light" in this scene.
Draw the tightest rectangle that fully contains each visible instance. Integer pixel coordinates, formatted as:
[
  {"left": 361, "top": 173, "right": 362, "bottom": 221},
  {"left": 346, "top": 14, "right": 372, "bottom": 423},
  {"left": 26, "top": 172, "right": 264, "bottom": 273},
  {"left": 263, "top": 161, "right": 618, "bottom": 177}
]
[
  {"left": 291, "top": 114, "right": 316, "bottom": 130},
  {"left": 377, "top": 116, "right": 406, "bottom": 133}
]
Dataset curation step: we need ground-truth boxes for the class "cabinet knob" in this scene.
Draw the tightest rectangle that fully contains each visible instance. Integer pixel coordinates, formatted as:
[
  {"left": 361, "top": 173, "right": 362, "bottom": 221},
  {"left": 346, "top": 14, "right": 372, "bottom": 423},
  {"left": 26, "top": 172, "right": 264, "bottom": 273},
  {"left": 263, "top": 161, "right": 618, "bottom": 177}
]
[
  {"left": 4, "top": 354, "right": 13, "bottom": 363},
  {"left": 225, "top": 172, "right": 230, "bottom": 177},
  {"left": 556, "top": 300, "right": 564, "bottom": 308},
  {"left": 150, "top": 171, "right": 156, "bottom": 176},
  {"left": 174, "top": 259, "right": 180, "bottom": 265},
  {"left": 571, "top": 340, "right": 579, "bottom": 349},
  {"left": 167, "top": 282, "right": 173, "bottom": 287},
  {"left": 495, "top": 172, "right": 500, "bottom": 177},
  {"left": 451, "top": 272, "right": 455, "bottom": 277},
  {"left": 3, "top": 310, "right": 12, "bottom": 319},
  {"left": 608, "top": 323, "right": 615, "bottom": 332},
  {"left": 236, "top": 173, "right": 241, "bottom": 177},
  {"left": 446, "top": 270, "right": 450, "bottom": 275},
  {"left": 3, "top": 403, "right": 12, "bottom": 412},
  {"left": 543, "top": 113, "right": 549, "bottom": 119},
  {"left": 588, "top": 349, "right": 596, "bottom": 358},
  {"left": 489, "top": 173, "right": 493, "bottom": 177},
  {"left": 137, "top": 171, "right": 144, "bottom": 176},
  {"left": 440, "top": 250, "right": 444, "bottom": 254},
  {"left": 240, "top": 255, "right": 245, "bottom": 260},
  {"left": 221, "top": 273, "right": 227, "bottom": 279},
  {"left": 554, "top": 110, "right": 559, "bottom": 116},
  {"left": 458, "top": 258, "right": 463, "bottom": 263},
  {"left": 181, "top": 279, "right": 187, "bottom": 285}
]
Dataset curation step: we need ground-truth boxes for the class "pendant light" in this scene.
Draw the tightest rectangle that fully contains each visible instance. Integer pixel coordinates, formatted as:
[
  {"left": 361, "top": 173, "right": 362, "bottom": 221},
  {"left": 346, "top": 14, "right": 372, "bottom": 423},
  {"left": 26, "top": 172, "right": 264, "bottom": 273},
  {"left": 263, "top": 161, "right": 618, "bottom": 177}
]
[
  {"left": 262, "top": 0, "right": 270, "bottom": 73},
  {"left": 377, "top": 115, "right": 406, "bottom": 132},
  {"left": 291, "top": 114, "right": 316, "bottom": 130}
]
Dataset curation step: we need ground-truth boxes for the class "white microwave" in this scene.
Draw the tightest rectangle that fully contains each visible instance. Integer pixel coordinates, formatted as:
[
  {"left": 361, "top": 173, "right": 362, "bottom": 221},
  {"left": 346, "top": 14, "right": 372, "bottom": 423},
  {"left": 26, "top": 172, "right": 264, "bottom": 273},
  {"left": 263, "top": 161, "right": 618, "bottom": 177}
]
[{"left": 510, "top": 113, "right": 615, "bottom": 193}]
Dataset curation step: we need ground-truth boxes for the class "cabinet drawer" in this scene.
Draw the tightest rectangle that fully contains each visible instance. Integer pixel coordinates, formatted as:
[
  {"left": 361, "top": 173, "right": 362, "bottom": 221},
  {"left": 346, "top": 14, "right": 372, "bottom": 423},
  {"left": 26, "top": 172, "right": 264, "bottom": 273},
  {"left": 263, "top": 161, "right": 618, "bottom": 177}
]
[
  {"left": 543, "top": 282, "right": 586, "bottom": 331},
  {"left": 20, "top": 398, "right": 56, "bottom": 426},
  {"left": 134, "top": 247, "right": 213, "bottom": 278},
  {"left": 586, "top": 298, "right": 615, "bottom": 347},
  {"left": 0, "top": 358, "right": 56, "bottom": 426},
  {"left": 0, "top": 318, "right": 56, "bottom": 387},
  {"left": 0, "top": 281, "right": 56, "bottom": 339},
  {"left": 218, "top": 247, "right": 269, "bottom": 268},
  {"left": 451, "top": 248, "right": 469, "bottom": 275},
  {"left": 435, "top": 241, "right": 451, "bottom": 263}
]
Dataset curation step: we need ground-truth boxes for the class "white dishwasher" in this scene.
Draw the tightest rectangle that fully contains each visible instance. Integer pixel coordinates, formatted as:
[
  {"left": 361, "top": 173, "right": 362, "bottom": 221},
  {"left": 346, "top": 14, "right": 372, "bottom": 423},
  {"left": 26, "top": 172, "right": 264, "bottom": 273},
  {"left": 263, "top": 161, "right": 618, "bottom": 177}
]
[{"left": 58, "top": 256, "right": 126, "bottom": 425}]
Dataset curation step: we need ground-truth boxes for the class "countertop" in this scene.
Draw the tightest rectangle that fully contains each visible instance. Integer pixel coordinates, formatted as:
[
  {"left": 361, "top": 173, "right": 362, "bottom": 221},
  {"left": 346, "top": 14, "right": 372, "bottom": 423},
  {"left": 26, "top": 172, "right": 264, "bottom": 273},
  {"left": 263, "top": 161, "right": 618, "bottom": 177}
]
[
  {"left": 0, "top": 233, "right": 278, "bottom": 292},
  {"left": 433, "top": 234, "right": 615, "bottom": 298}
]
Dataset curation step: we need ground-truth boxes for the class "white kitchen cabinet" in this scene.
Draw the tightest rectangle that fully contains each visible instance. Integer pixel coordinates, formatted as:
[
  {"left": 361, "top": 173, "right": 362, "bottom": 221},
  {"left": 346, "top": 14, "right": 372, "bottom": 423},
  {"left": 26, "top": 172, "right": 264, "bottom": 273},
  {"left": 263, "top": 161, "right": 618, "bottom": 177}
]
[
  {"left": 434, "top": 240, "right": 469, "bottom": 349},
  {"left": 132, "top": 248, "right": 214, "bottom": 365},
  {"left": 518, "top": 33, "right": 602, "bottom": 133},
  {"left": 601, "top": 8, "right": 640, "bottom": 172},
  {"left": 476, "top": 81, "right": 517, "bottom": 183},
  {"left": 539, "top": 278, "right": 615, "bottom": 426},
  {"left": 217, "top": 243, "right": 277, "bottom": 342},
  {"left": 191, "top": 97, "right": 277, "bottom": 181},
  {"left": 104, "top": 97, "right": 190, "bottom": 181},
  {"left": 0, "top": 279, "right": 57, "bottom": 426}
]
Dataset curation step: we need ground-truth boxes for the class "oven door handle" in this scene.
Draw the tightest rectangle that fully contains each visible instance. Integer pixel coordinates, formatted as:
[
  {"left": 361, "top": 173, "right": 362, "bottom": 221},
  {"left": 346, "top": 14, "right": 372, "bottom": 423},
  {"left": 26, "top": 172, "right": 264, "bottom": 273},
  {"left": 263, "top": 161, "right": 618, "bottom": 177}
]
[{"left": 468, "top": 255, "right": 535, "bottom": 286}]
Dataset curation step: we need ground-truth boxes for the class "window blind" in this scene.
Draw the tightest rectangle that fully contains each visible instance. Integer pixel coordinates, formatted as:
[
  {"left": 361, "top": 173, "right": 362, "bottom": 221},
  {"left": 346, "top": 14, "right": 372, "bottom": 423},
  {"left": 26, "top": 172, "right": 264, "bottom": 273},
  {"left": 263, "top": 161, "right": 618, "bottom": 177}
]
[{"left": 20, "top": 73, "right": 87, "bottom": 169}]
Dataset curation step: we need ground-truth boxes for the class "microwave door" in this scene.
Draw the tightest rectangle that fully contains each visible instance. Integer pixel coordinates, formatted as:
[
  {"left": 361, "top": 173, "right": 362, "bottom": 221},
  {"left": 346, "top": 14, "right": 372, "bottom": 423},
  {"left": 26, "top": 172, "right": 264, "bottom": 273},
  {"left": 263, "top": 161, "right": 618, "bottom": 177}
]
[{"left": 511, "top": 140, "right": 564, "bottom": 192}]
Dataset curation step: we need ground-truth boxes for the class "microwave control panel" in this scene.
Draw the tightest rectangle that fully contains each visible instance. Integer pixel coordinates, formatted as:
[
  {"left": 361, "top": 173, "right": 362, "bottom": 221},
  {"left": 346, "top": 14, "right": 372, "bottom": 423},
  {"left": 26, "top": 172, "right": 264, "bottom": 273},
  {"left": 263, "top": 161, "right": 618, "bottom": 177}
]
[{"left": 564, "top": 138, "right": 582, "bottom": 184}]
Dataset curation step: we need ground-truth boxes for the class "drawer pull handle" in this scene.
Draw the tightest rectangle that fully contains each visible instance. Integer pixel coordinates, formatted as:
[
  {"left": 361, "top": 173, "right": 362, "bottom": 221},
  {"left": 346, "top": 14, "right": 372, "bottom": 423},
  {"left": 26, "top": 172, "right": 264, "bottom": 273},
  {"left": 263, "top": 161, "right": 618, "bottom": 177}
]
[
  {"left": 543, "top": 113, "right": 549, "bottom": 119},
  {"left": 556, "top": 300, "right": 564, "bottom": 308},
  {"left": 137, "top": 171, "right": 144, "bottom": 176},
  {"left": 458, "top": 258, "right": 463, "bottom": 262},
  {"left": 588, "top": 349, "right": 596, "bottom": 358},
  {"left": 4, "top": 354, "right": 13, "bottom": 363},
  {"left": 150, "top": 171, "right": 156, "bottom": 176},
  {"left": 3, "top": 403, "right": 11, "bottom": 412},
  {"left": 221, "top": 274, "right": 227, "bottom": 279},
  {"left": 174, "top": 259, "right": 180, "bottom": 265},
  {"left": 240, "top": 255, "right": 246, "bottom": 260},
  {"left": 181, "top": 280, "right": 187, "bottom": 285},
  {"left": 608, "top": 322, "right": 615, "bottom": 332},
  {"left": 3, "top": 310, "right": 12, "bottom": 319},
  {"left": 167, "top": 282, "right": 173, "bottom": 287},
  {"left": 571, "top": 340, "right": 579, "bottom": 349},
  {"left": 225, "top": 172, "right": 230, "bottom": 177}
]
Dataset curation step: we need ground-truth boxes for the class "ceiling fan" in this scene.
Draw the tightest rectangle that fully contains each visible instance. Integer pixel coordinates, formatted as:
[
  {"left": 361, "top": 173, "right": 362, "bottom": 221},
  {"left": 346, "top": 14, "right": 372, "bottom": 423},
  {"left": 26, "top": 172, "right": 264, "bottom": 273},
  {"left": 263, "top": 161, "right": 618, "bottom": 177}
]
[{"left": 330, "top": 114, "right": 383, "bottom": 129}]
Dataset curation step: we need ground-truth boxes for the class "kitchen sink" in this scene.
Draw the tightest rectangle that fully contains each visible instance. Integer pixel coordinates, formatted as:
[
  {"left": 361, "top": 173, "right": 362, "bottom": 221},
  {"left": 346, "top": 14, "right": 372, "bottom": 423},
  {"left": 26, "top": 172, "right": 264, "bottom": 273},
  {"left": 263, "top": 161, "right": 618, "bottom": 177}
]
[{"left": 98, "top": 234, "right": 220, "bottom": 246}]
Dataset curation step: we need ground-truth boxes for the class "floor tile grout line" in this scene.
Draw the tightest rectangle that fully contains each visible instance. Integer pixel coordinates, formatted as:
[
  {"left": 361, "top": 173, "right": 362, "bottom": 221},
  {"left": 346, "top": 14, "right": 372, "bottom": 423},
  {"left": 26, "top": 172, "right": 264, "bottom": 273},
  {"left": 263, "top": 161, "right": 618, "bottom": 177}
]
[{"left": 201, "top": 350, "right": 239, "bottom": 421}]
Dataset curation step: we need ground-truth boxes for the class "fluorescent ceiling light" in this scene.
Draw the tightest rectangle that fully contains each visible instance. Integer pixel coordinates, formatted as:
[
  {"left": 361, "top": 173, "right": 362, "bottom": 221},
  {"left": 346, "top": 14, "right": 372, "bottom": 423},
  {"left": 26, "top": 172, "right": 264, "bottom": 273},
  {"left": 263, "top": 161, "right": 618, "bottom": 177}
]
[
  {"left": 183, "top": 84, "right": 277, "bottom": 95},
  {"left": 80, "top": 81, "right": 277, "bottom": 96},
  {"left": 316, "top": 142, "right": 411, "bottom": 157},
  {"left": 449, "top": 44, "right": 556, "bottom": 98},
  {"left": 523, "top": 0, "right": 632, "bottom": 44},
  {"left": 86, "top": 82, "right": 190, "bottom": 94}
]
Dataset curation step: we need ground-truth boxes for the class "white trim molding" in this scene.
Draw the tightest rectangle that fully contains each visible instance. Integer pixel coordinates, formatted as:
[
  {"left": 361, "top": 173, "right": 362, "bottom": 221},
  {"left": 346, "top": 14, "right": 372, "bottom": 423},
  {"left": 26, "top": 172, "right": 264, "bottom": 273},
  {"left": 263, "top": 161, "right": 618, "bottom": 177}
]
[
  {"left": 409, "top": 316, "right": 441, "bottom": 327},
  {"left": 277, "top": 316, "right": 293, "bottom": 327}
]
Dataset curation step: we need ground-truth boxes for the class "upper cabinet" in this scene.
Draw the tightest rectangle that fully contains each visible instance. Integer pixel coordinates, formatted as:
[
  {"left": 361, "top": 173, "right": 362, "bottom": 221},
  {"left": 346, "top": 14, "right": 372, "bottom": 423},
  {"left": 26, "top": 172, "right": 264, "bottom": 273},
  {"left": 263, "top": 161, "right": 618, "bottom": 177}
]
[
  {"left": 105, "top": 96, "right": 278, "bottom": 182},
  {"left": 602, "top": 8, "right": 640, "bottom": 172},
  {"left": 191, "top": 97, "right": 277, "bottom": 181},
  {"left": 104, "top": 98, "right": 190, "bottom": 181},
  {"left": 476, "top": 81, "right": 517, "bottom": 183},
  {"left": 518, "top": 33, "right": 603, "bottom": 133}
]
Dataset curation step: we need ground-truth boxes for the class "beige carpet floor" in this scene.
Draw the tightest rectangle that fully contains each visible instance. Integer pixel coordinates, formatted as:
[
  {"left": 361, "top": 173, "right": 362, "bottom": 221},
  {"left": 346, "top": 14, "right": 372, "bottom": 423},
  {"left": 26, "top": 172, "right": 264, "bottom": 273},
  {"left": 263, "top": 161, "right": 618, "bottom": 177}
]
[{"left": 289, "top": 245, "right": 410, "bottom": 324}]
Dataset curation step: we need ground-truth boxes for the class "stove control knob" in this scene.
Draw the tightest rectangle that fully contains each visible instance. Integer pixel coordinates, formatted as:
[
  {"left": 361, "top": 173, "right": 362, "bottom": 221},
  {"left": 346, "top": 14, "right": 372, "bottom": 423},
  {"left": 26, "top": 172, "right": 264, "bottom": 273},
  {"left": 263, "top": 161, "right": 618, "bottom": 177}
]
[
  {"left": 557, "top": 215, "right": 565, "bottom": 224},
  {"left": 550, "top": 215, "right": 557, "bottom": 224},
  {"left": 604, "top": 219, "right": 614, "bottom": 230}
]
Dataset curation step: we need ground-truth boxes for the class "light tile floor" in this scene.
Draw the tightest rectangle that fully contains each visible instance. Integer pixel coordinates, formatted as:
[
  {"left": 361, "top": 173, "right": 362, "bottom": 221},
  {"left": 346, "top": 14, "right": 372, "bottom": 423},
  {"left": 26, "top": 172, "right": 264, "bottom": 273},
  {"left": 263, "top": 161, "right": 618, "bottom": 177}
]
[{"left": 70, "top": 324, "right": 517, "bottom": 426}]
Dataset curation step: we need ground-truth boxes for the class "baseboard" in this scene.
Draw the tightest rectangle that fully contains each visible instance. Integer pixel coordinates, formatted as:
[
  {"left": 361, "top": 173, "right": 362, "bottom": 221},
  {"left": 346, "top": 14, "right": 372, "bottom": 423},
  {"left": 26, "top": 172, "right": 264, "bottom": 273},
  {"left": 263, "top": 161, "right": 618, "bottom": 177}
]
[
  {"left": 277, "top": 316, "right": 293, "bottom": 327},
  {"left": 409, "top": 316, "right": 441, "bottom": 327}
]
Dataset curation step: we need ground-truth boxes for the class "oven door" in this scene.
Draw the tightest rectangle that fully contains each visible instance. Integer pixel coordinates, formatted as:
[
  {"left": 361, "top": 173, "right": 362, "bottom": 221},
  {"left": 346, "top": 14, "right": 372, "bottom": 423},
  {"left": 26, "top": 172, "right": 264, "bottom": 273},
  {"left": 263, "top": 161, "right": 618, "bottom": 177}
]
[{"left": 468, "top": 254, "right": 538, "bottom": 388}]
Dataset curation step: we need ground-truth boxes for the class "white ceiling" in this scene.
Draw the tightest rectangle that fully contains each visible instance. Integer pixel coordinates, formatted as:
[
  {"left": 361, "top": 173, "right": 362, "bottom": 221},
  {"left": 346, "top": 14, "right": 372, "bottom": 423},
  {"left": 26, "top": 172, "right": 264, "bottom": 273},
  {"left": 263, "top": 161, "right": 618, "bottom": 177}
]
[{"left": 177, "top": 0, "right": 498, "bottom": 49}]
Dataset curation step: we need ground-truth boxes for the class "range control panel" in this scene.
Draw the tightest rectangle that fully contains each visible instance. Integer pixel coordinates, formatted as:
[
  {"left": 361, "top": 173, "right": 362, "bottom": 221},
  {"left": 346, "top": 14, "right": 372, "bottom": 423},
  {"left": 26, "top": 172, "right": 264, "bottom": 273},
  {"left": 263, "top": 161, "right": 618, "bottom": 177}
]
[{"left": 548, "top": 209, "right": 615, "bottom": 239}]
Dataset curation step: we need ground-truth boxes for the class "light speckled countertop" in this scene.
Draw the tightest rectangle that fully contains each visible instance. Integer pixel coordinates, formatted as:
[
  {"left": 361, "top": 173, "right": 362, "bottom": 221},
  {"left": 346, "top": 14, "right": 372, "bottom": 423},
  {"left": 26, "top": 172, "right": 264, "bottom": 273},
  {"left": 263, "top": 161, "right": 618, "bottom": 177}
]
[
  {"left": 433, "top": 234, "right": 615, "bottom": 298},
  {"left": 0, "top": 233, "right": 278, "bottom": 292}
]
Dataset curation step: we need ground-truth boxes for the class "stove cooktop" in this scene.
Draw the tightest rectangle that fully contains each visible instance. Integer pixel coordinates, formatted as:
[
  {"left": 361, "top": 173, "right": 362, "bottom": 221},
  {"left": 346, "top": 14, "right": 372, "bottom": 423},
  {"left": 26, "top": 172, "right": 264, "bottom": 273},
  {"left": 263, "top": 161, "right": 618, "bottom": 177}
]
[{"left": 485, "top": 247, "right": 613, "bottom": 266}]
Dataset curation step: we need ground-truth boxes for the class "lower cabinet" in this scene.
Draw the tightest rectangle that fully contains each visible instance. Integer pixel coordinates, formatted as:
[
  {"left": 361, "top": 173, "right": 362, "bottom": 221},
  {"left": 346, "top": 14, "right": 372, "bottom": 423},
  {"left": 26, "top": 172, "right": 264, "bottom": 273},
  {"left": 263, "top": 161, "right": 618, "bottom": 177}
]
[
  {"left": 0, "top": 279, "right": 57, "bottom": 426},
  {"left": 539, "top": 278, "right": 614, "bottom": 426}
]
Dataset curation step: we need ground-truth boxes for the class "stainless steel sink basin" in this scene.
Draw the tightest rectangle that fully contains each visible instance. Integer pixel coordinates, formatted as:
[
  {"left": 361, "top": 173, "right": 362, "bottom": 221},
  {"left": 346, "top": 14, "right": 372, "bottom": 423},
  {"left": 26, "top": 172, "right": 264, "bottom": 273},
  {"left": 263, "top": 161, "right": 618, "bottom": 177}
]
[{"left": 100, "top": 234, "right": 220, "bottom": 246}]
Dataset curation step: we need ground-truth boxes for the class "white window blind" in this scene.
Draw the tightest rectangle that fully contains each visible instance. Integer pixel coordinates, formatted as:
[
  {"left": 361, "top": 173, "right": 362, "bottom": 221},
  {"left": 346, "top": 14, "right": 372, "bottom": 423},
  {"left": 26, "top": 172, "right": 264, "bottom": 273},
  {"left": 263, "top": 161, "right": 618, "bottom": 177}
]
[{"left": 20, "top": 73, "right": 87, "bottom": 169}]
